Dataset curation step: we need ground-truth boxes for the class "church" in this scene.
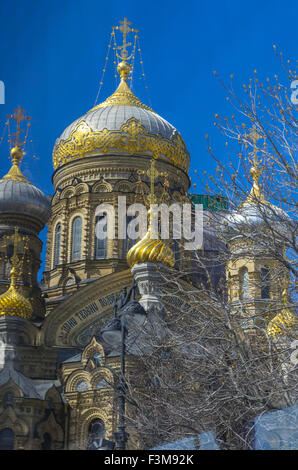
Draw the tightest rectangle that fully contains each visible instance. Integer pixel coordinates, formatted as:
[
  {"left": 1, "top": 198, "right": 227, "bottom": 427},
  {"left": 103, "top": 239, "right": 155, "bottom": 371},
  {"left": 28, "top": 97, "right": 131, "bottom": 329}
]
[{"left": 0, "top": 19, "right": 295, "bottom": 450}]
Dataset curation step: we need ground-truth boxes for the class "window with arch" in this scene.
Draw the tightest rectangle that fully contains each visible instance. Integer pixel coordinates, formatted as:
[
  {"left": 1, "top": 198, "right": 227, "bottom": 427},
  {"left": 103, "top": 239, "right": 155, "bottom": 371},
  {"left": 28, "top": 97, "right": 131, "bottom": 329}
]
[
  {"left": 54, "top": 223, "right": 61, "bottom": 267},
  {"left": 71, "top": 216, "right": 82, "bottom": 262},
  {"left": 0, "top": 428, "right": 14, "bottom": 450},
  {"left": 95, "top": 214, "right": 108, "bottom": 260},
  {"left": 261, "top": 267, "right": 270, "bottom": 299},
  {"left": 241, "top": 268, "right": 249, "bottom": 299}
]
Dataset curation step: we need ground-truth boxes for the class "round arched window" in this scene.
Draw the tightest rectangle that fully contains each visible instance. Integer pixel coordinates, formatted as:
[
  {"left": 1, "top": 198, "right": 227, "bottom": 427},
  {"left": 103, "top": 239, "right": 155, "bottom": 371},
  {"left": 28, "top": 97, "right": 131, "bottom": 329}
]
[
  {"left": 54, "top": 223, "right": 61, "bottom": 267},
  {"left": 71, "top": 217, "right": 82, "bottom": 262}
]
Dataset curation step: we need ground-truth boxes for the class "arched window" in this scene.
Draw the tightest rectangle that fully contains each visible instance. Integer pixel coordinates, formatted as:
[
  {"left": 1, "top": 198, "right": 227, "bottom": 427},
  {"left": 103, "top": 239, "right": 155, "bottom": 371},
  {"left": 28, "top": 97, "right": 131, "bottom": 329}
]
[
  {"left": 71, "top": 216, "right": 82, "bottom": 262},
  {"left": 0, "top": 428, "right": 14, "bottom": 450},
  {"left": 241, "top": 268, "right": 249, "bottom": 299},
  {"left": 261, "top": 267, "right": 270, "bottom": 299},
  {"left": 87, "top": 419, "right": 105, "bottom": 450},
  {"left": 54, "top": 223, "right": 61, "bottom": 267},
  {"left": 95, "top": 214, "right": 108, "bottom": 260}
]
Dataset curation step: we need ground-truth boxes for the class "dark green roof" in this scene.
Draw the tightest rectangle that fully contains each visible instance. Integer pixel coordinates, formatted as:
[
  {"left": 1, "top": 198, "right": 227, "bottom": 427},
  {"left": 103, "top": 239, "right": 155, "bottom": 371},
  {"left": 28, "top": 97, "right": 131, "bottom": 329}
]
[{"left": 189, "top": 194, "right": 228, "bottom": 211}]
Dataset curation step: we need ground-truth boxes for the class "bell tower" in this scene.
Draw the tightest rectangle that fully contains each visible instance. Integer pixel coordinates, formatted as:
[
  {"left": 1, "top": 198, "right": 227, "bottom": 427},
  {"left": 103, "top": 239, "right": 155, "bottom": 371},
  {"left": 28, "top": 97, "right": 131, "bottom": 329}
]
[
  {"left": 225, "top": 127, "right": 296, "bottom": 337},
  {"left": 0, "top": 107, "right": 51, "bottom": 321}
]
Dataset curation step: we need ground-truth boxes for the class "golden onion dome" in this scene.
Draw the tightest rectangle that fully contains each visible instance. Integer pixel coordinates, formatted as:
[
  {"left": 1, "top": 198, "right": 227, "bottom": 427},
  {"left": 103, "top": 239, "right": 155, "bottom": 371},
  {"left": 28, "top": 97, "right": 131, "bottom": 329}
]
[
  {"left": 267, "top": 281, "right": 297, "bottom": 338},
  {"left": 267, "top": 309, "right": 296, "bottom": 338},
  {"left": 127, "top": 205, "right": 175, "bottom": 269},
  {"left": 127, "top": 233, "right": 175, "bottom": 269},
  {"left": 0, "top": 268, "right": 32, "bottom": 319},
  {"left": 52, "top": 59, "right": 190, "bottom": 172}
]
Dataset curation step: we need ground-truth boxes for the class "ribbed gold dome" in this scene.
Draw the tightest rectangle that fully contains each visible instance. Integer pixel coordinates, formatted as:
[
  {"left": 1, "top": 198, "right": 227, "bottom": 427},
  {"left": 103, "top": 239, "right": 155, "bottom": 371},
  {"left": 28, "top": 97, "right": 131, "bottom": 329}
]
[
  {"left": 267, "top": 309, "right": 296, "bottom": 338},
  {"left": 127, "top": 235, "right": 175, "bottom": 268},
  {"left": 127, "top": 223, "right": 175, "bottom": 269},
  {"left": 0, "top": 267, "right": 32, "bottom": 319}
]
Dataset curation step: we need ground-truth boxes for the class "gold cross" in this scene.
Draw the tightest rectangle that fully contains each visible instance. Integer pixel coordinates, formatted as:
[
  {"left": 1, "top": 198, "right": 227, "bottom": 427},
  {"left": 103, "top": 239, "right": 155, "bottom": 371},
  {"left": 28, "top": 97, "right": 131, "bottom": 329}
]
[
  {"left": 114, "top": 17, "right": 138, "bottom": 61},
  {"left": 247, "top": 125, "right": 264, "bottom": 167},
  {"left": 8, "top": 106, "right": 31, "bottom": 147},
  {"left": 248, "top": 125, "right": 262, "bottom": 145},
  {"left": 138, "top": 159, "right": 167, "bottom": 205}
]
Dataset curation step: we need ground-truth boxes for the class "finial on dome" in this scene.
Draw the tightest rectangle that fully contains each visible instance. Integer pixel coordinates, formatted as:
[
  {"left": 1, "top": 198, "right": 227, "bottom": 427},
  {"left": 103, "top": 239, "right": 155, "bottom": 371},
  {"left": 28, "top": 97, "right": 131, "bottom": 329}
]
[
  {"left": 242, "top": 126, "right": 267, "bottom": 206},
  {"left": 113, "top": 18, "right": 138, "bottom": 83},
  {"left": 0, "top": 227, "right": 33, "bottom": 319},
  {"left": 0, "top": 106, "right": 31, "bottom": 184},
  {"left": 90, "top": 19, "right": 153, "bottom": 112}
]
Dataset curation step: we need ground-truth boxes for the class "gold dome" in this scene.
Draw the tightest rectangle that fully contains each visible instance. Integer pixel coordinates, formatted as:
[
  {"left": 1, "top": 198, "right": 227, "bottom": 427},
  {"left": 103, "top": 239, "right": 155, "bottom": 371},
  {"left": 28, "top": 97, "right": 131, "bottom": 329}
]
[
  {"left": 52, "top": 58, "right": 190, "bottom": 172},
  {"left": 0, "top": 268, "right": 32, "bottom": 319},
  {"left": 127, "top": 234, "right": 175, "bottom": 269},
  {"left": 127, "top": 207, "right": 175, "bottom": 269},
  {"left": 267, "top": 281, "right": 297, "bottom": 338},
  {"left": 267, "top": 309, "right": 296, "bottom": 338}
]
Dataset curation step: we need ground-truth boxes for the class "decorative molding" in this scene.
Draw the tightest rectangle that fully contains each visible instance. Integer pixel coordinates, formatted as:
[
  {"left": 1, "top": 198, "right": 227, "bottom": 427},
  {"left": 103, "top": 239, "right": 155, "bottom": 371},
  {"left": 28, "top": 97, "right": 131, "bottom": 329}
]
[{"left": 53, "top": 118, "right": 190, "bottom": 172}]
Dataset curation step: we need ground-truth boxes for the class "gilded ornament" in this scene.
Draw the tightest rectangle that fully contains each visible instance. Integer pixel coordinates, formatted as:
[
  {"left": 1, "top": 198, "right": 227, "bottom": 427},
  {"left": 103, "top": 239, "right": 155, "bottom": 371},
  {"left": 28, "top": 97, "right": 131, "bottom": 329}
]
[
  {"left": 53, "top": 118, "right": 189, "bottom": 172},
  {"left": 267, "top": 279, "right": 296, "bottom": 338}
]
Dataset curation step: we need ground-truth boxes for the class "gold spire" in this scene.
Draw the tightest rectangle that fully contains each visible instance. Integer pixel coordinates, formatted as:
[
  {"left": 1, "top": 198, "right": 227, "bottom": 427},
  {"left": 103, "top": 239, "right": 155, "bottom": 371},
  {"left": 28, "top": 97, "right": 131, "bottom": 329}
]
[
  {"left": 127, "top": 159, "right": 175, "bottom": 268},
  {"left": 90, "top": 18, "right": 153, "bottom": 112},
  {"left": 0, "top": 227, "right": 33, "bottom": 319},
  {"left": 0, "top": 106, "right": 31, "bottom": 184},
  {"left": 242, "top": 126, "right": 267, "bottom": 206}
]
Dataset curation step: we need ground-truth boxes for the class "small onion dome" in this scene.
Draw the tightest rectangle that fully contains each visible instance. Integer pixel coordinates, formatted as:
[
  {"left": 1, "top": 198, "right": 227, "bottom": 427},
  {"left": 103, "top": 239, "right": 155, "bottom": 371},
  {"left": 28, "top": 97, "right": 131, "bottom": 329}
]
[
  {"left": 127, "top": 231, "right": 175, "bottom": 269},
  {"left": 0, "top": 268, "right": 33, "bottom": 319},
  {"left": 0, "top": 147, "right": 51, "bottom": 226},
  {"left": 225, "top": 164, "right": 290, "bottom": 231},
  {"left": 224, "top": 202, "right": 290, "bottom": 236}
]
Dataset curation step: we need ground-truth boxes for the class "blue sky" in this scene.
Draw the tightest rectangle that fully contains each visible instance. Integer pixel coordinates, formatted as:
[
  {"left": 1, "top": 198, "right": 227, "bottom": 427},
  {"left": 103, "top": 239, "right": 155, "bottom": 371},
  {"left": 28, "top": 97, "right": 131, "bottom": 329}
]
[{"left": 0, "top": 0, "right": 296, "bottom": 276}]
